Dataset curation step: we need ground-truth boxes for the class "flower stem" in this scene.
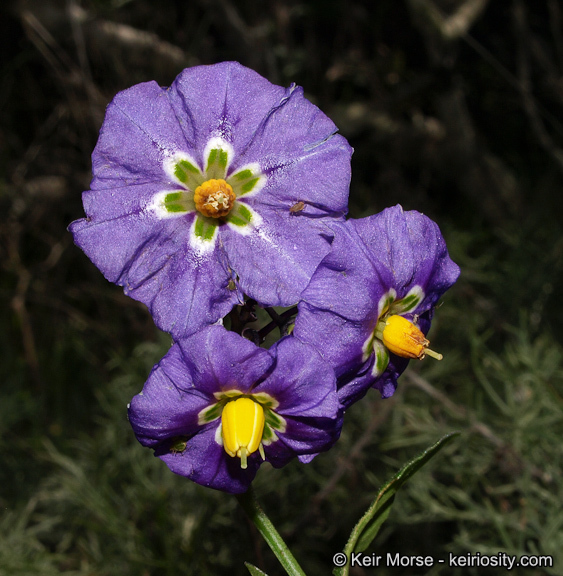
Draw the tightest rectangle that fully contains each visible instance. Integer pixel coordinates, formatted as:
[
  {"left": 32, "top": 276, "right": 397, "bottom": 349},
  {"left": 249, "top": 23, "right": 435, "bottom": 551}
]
[
  {"left": 259, "top": 306, "right": 298, "bottom": 341},
  {"left": 236, "top": 486, "right": 307, "bottom": 576}
]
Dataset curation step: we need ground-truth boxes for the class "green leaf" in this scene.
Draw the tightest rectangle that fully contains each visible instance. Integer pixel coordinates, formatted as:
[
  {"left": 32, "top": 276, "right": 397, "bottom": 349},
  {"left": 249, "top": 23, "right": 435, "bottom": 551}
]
[
  {"left": 333, "top": 432, "right": 459, "bottom": 576},
  {"left": 245, "top": 562, "right": 270, "bottom": 576}
]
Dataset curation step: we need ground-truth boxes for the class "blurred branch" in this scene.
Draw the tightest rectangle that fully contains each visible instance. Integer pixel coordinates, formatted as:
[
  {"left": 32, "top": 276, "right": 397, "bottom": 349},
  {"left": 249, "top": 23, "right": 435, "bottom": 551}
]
[
  {"left": 408, "top": 0, "right": 489, "bottom": 41},
  {"left": 81, "top": 10, "right": 188, "bottom": 73},
  {"left": 403, "top": 370, "right": 467, "bottom": 419},
  {"left": 21, "top": 9, "right": 103, "bottom": 104},
  {"left": 9, "top": 244, "right": 42, "bottom": 390},
  {"left": 548, "top": 0, "right": 563, "bottom": 70},
  {"left": 513, "top": 0, "right": 563, "bottom": 174}
]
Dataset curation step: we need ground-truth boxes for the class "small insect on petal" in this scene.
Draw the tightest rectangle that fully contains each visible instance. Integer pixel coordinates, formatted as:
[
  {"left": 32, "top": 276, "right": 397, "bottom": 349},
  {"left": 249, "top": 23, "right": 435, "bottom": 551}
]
[
  {"left": 169, "top": 436, "right": 188, "bottom": 454},
  {"left": 289, "top": 201, "right": 305, "bottom": 214}
]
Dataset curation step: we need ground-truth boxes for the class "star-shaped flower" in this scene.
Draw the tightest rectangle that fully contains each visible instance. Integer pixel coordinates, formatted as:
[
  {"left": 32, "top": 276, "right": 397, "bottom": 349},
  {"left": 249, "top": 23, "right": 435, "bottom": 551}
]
[
  {"left": 128, "top": 326, "right": 341, "bottom": 493},
  {"left": 294, "top": 205, "right": 460, "bottom": 407},
  {"left": 69, "top": 62, "right": 352, "bottom": 339}
]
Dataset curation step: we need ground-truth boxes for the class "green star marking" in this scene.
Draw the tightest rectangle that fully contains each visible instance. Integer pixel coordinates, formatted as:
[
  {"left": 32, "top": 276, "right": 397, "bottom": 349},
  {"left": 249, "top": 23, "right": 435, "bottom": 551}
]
[
  {"left": 173, "top": 159, "right": 204, "bottom": 190},
  {"left": 206, "top": 148, "right": 229, "bottom": 179},
  {"left": 194, "top": 215, "right": 219, "bottom": 242},
  {"left": 163, "top": 190, "right": 195, "bottom": 213},
  {"left": 228, "top": 168, "right": 263, "bottom": 196},
  {"left": 225, "top": 203, "right": 253, "bottom": 227}
]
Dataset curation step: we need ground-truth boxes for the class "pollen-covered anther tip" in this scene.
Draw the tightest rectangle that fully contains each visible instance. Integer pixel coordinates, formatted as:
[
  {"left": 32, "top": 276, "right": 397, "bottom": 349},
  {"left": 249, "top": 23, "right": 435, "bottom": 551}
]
[
  {"left": 381, "top": 314, "right": 443, "bottom": 361},
  {"left": 194, "top": 179, "right": 236, "bottom": 218},
  {"left": 221, "top": 397, "right": 265, "bottom": 469}
]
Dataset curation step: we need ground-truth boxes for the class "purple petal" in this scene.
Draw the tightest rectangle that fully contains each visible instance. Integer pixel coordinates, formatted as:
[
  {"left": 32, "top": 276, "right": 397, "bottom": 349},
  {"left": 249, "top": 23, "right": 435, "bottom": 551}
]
[
  {"left": 295, "top": 302, "right": 371, "bottom": 378},
  {"left": 296, "top": 219, "right": 387, "bottom": 321},
  {"left": 176, "top": 326, "right": 275, "bottom": 396},
  {"left": 293, "top": 220, "right": 385, "bottom": 374},
  {"left": 159, "top": 425, "right": 260, "bottom": 494},
  {"left": 237, "top": 82, "right": 350, "bottom": 183},
  {"left": 336, "top": 356, "right": 403, "bottom": 408},
  {"left": 351, "top": 205, "right": 460, "bottom": 310},
  {"left": 257, "top": 136, "right": 352, "bottom": 216},
  {"left": 254, "top": 337, "right": 342, "bottom": 465},
  {"left": 70, "top": 213, "right": 239, "bottom": 338},
  {"left": 222, "top": 208, "right": 333, "bottom": 306},
  {"left": 266, "top": 417, "right": 341, "bottom": 469},
  {"left": 128, "top": 344, "right": 211, "bottom": 446},
  {"left": 167, "top": 61, "right": 287, "bottom": 163},
  {"left": 90, "top": 81, "right": 191, "bottom": 190},
  {"left": 256, "top": 336, "right": 339, "bottom": 417}
]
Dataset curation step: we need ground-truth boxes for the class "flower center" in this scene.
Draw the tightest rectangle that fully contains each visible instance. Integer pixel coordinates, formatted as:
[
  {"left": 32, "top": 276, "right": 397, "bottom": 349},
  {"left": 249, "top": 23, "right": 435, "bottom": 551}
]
[
  {"left": 194, "top": 179, "right": 236, "bottom": 218},
  {"left": 221, "top": 397, "right": 266, "bottom": 469},
  {"left": 377, "top": 314, "right": 442, "bottom": 360}
]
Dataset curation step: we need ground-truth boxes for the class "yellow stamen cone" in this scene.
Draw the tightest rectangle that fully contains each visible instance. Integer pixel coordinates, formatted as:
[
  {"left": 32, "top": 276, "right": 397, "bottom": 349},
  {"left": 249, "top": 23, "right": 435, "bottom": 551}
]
[
  {"left": 194, "top": 179, "right": 236, "bottom": 218},
  {"left": 381, "top": 314, "right": 443, "bottom": 361},
  {"left": 221, "top": 397, "right": 265, "bottom": 469}
]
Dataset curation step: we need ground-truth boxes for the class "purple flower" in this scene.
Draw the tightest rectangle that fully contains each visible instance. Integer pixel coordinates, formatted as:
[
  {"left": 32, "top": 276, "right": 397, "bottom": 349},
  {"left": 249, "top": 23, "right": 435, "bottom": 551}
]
[
  {"left": 128, "top": 326, "right": 341, "bottom": 493},
  {"left": 69, "top": 62, "right": 352, "bottom": 339},
  {"left": 293, "top": 205, "right": 460, "bottom": 407}
]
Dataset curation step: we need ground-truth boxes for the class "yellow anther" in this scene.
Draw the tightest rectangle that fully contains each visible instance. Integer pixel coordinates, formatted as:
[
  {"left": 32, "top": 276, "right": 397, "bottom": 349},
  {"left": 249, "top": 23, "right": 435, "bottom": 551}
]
[
  {"left": 194, "top": 179, "right": 236, "bottom": 218},
  {"left": 221, "top": 397, "right": 265, "bottom": 469},
  {"left": 381, "top": 314, "right": 443, "bottom": 361}
]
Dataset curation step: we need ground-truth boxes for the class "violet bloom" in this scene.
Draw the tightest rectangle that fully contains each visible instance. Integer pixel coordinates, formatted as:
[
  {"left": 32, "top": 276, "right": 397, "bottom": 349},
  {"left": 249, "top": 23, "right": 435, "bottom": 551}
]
[
  {"left": 128, "top": 326, "right": 340, "bottom": 493},
  {"left": 294, "top": 205, "right": 460, "bottom": 407},
  {"left": 69, "top": 62, "right": 352, "bottom": 339}
]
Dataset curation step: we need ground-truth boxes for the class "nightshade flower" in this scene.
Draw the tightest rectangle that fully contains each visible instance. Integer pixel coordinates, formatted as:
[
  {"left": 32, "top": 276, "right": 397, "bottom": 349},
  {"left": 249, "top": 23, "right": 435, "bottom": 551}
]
[
  {"left": 128, "top": 325, "right": 341, "bottom": 493},
  {"left": 69, "top": 62, "right": 352, "bottom": 339},
  {"left": 293, "top": 205, "right": 460, "bottom": 408}
]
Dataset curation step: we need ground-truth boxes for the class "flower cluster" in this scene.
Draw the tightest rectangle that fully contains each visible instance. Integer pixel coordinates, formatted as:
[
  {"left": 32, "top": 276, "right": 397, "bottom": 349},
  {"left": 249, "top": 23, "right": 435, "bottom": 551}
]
[{"left": 70, "top": 62, "right": 459, "bottom": 493}]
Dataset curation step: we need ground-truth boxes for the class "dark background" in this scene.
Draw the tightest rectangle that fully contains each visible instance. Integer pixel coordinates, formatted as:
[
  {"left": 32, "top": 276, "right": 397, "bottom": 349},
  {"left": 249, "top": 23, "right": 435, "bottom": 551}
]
[{"left": 1, "top": 0, "right": 563, "bottom": 575}]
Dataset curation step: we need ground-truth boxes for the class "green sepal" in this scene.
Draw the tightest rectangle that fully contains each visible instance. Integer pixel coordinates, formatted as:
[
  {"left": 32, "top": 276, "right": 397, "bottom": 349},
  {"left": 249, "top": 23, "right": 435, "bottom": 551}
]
[
  {"left": 224, "top": 202, "right": 253, "bottom": 228},
  {"left": 333, "top": 432, "right": 460, "bottom": 576},
  {"left": 245, "top": 563, "right": 269, "bottom": 576},
  {"left": 193, "top": 215, "right": 219, "bottom": 242},
  {"left": 173, "top": 159, "right": 204, "bottom": 191}
]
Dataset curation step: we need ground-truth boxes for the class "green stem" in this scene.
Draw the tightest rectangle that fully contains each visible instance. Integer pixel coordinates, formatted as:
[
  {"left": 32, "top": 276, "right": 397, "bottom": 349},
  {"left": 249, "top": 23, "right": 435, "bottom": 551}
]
[{"left": 236, "top": 486, "right": 307, "bottom": 576}]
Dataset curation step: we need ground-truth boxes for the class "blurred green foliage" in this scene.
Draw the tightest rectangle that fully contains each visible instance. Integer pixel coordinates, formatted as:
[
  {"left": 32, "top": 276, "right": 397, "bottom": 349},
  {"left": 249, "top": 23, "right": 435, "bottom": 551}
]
[{"left": 1, "top": 0, "right": 563, "bottom": 574}]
